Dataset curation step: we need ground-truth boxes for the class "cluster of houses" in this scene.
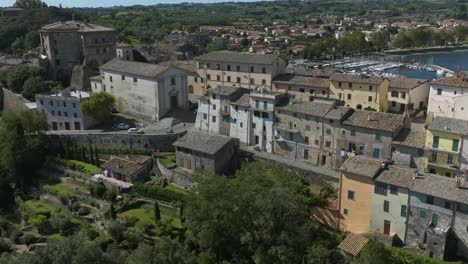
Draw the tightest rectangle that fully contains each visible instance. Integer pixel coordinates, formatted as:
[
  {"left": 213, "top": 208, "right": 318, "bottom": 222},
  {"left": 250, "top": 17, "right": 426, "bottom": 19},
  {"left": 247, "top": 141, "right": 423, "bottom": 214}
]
[{"left": 7, "top": 20, "right": 468, "bottom": 260}]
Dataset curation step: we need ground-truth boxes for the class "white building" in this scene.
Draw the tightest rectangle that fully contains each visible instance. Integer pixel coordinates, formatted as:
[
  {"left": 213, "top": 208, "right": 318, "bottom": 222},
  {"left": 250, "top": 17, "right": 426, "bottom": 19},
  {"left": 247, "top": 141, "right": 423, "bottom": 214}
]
[
  {"left": 194, "top": 85, "right": 288, "bottom": 152},
  {"left": 90, "top": 58, "right": 189, "bottom": 121},
  {"left": 195, "top": 86, "right": 249, "bottom": 135},
  {"left": 230, "top": 89, "right": 288, "bottom": 152},
  {"left": 428, "top": 72, "right": 468, "bottom": 120},
  {"left": 36, "top": 89, "right": 94, "bottom": 131}
]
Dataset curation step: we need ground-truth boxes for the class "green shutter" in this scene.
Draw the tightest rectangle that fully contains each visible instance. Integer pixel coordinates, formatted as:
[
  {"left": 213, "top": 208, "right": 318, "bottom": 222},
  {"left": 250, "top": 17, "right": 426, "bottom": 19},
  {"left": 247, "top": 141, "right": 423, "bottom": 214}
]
[
  {"left": 400, "top": 205, "right": 407, "bottom": 217},
  {"left": 376, "top": 132, "right": 381, "bottom": 141},
  {"left": 351, "top": 130, "right": 356, "bottom": 136},
  {"left": 373, "top": 148, "right": 381, "bottom": 159},
  {"left": 432, "top": 214, "right": 438, "bottom": 227},
  {"left": 255, "top": 100, "right": 259, "bottom": 108},
  {"left": 453, "top": 139, "right": 460, "bottom": 152},
  {"left": 384, "top": 200, "right": 390, "bottom": 212},
  {"left": 433, "top": 136, "right": 439, "bottom": 148},
  {"left": 263, "top": 101, "right": 267, "bottom": 110},
  {"left": 419, "top": 210, "right": 427, "bottom": 219}
]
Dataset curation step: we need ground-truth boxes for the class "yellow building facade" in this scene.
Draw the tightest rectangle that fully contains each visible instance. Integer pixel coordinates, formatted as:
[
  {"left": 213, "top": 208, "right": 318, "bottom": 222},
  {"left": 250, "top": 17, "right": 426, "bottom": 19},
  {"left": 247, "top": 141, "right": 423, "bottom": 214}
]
[
  {"left": 329, "top": 73, "right": 389, "bottom": 112},
  {"left": 339, "top": 156, "right": 383, "bottom": 234},
  {"left": 425, "top": 129, "right": 461, "bottom": 178}
]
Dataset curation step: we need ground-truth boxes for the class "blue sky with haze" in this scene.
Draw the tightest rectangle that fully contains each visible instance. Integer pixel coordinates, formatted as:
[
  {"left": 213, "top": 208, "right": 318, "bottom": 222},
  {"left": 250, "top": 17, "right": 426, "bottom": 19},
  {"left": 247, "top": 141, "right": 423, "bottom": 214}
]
[{"left": 1, "top": 0, "right": 265, "bottom": 8}]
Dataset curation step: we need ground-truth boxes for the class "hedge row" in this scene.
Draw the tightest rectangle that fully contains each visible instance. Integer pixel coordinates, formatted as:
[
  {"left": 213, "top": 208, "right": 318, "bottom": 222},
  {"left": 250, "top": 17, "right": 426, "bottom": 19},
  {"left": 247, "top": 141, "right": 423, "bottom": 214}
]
[
  {"left": 53, "top": 158, "right": 101, "bottom": 175},
  {"left": 98, "top": 148, "right": 153, "bottom": 156},
  {"left": 134, "top": 184, "right": 186, "bottom": 203}
]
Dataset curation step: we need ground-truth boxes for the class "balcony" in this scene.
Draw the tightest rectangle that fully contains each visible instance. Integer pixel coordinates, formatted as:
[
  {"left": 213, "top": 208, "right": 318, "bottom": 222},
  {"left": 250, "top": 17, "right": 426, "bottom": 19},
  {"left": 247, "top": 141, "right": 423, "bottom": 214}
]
[{"left": 426, "top": 149, "right": 459, "bottom": 170}]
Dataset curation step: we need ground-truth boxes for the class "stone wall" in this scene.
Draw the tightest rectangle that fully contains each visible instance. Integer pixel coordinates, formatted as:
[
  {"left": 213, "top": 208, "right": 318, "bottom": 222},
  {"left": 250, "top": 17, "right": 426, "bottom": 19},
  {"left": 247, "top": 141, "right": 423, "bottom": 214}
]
[
  {"left": 1, "top": 88, "right": 33, "bottom": 112},
  {"left": 54, "top": 131, "right": 186, "bottom": 152}
]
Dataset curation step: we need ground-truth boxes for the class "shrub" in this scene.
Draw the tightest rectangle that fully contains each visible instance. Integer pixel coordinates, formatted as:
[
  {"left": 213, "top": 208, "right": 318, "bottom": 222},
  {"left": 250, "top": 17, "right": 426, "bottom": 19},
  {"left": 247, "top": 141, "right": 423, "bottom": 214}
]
[
  {"left": 90, "top": 183, "right": 106, "bottom": 198},
  {"left": 77, "top": 207, "right": 91, "bottom": 216},
  {"left": 134, "top": 184, "right": 186, "bottom": 203},
  {"left": 28, "top": 214, "right": 48, "bottom": 231},
  {"left": 22, "top": 233, "right": 39, "bottom": 246},
  {"left": 9, "top": 230, "right": 23, "bottom": 244},
  {"left": 0, "top": 239, "right": 12, "bottom": 253},
  {"left": 106, "top": 221, "right": 127, "bottom": 243},
  {"left": 103, "top": 187, "right": 118, "bottom": 201},
  {"left": 94, "top": 235, "right": 112, "bottom": 250},
  {"left": 98, "top": 148, "right": 152, "bottom": 156},
  {"left": 122, "top": 216, "right": 139, "bottom": 227},
  {"left": 86, "top": 228, "right": 99, "bottom": 240}
]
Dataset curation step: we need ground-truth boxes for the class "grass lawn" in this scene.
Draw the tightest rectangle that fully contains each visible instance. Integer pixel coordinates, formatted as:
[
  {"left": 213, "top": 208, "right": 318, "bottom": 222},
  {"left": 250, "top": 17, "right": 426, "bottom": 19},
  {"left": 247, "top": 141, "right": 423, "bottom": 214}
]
[
  {"left": 119, "top": 203, "right": 181, "bottom": 228},
  {"left": 67, "top": 160, "right": 101, "bottom": 174},
  {"left": 44, "top": 183, "right": 75, "bottom": 199},
  {"left": 159, "top": 154, "right": 176, "bottom": 167},
  {"left": 22, "top": 200, "right": 58, "bottom": 219},
  {"left": 165, "top": 184, "right": 190, "bottom": 196}
]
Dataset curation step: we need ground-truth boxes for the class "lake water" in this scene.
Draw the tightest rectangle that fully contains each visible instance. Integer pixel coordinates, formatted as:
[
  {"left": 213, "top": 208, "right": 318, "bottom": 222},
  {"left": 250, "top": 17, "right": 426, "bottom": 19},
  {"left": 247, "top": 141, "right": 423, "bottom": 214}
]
[{"left": 384, "top": 49, "right": 468, "bottom": 80}]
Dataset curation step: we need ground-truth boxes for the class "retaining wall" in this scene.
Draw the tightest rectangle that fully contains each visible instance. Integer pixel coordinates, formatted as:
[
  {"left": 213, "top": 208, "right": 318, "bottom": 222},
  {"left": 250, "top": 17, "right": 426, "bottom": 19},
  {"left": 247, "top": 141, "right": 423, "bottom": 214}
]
[{"left": 53, "top": 131, "right": 186, "bottom": 152}]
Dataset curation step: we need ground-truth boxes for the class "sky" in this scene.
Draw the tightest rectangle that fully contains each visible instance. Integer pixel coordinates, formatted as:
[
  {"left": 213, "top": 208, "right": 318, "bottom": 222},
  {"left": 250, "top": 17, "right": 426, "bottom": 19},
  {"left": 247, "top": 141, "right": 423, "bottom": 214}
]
[{"left": 1, "top": 0, "right": 266, "bottom": 8}]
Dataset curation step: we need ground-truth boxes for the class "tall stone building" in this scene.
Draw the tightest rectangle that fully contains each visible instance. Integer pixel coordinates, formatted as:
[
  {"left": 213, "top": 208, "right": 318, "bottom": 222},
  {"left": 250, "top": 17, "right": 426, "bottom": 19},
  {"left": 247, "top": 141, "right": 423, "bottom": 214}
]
[{"left": 39, "top": 20, "right": 116, "bottom": 89}]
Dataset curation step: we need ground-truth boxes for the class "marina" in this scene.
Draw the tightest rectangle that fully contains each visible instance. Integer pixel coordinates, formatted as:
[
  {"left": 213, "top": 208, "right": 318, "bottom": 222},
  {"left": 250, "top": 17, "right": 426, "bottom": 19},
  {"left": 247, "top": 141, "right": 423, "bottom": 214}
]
[{"left": 290, "top": 49, "right": 468, "bottom": 80}]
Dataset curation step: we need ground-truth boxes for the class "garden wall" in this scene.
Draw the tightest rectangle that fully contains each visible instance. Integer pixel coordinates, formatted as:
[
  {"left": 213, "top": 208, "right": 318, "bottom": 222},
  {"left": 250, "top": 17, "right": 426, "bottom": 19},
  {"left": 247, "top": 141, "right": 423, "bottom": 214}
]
[{"left": 53, "top": 131, "right": 187, "bottom": 152}]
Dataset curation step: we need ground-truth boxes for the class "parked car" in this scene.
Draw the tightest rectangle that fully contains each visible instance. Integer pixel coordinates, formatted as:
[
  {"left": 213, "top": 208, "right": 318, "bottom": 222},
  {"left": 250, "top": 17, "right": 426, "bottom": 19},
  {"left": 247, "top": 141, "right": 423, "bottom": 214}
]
[
  {"left": 128, "top": 128, "right": 144, "bottom": 134},
  {"left": 116, "top": 123, "right": 130, "bottom": 130}
]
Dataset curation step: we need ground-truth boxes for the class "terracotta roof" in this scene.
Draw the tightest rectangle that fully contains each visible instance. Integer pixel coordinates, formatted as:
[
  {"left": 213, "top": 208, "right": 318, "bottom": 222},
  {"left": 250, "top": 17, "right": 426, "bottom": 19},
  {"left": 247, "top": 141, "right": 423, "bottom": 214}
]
[
  {"left": 232, "top": 94, "right": 251, "bottom": 107},
  {"left": 428, "top": 116, "right": 468, "bottom": 135},
  {"left": 174, "top": 130, "right": 238, "bottom": 155},
  {"left": 339, "top": 156, "right": 383, "bottom": 178},
  {"left": 337, "top": 234, "right": 369, "bottom": 256},
  {"left": 342, "top": 110, "right": 405, "bottom": 132},
  {"left": 392, "top": 129, "right": 426, "bottom": 149},
  {"left": 388, "top": 77, "right": 428, "bottom": 90},
  {"left": 196, "top": 51, "right": 281, "bottom": 65},
  {"left": 100, "top": 156, "right": 149, "bottom": 177},
  {"left": 273, "top": 74, "right": 329, "bottom": 88},
  {"left": 100, "top": 58, "right": 176, "bottom": 78},
  {"left": 330, "top": 73, "right": 386, "bottom": 85},
  {"left": 431, "top": 71, "right": 468, "bottom": 88},
  {"left": 375, "top": 166, "right": 416, "bottom": 188}
]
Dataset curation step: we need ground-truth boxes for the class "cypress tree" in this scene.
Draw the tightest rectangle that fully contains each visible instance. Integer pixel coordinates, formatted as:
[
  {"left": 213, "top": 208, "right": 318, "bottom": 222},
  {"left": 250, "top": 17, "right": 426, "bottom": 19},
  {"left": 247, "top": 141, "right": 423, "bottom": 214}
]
[{"left": 154, "top": 202, "right": 161, "bottom": 223}]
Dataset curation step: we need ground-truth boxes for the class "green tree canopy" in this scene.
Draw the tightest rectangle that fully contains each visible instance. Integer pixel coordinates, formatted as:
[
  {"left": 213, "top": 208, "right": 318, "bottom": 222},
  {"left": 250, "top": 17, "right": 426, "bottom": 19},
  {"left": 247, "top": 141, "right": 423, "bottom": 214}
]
[
  {"left": 80, "top": 92, "right": 115, "bottom": 123},
  {"left": 0, "top": 111, "right": 48, "bottom": 192},
  {"left": 13, "top": 0, "right": 47, "bottom": 9},
  {"left": 184, "top": 162, "right": 331, "bottom": 263}
]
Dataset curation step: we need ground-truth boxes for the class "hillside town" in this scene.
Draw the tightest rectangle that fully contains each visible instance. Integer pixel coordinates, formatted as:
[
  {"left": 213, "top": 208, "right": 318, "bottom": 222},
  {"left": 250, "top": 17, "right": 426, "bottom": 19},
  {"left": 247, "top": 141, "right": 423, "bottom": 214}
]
[{"left": 2, "top": 0, "right": 468, "bottom": 263}]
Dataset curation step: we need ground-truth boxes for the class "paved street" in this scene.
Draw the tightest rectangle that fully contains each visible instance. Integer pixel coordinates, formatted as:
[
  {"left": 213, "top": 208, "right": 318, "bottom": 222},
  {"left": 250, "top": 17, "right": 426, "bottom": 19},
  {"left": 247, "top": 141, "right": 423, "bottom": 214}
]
[{"left": 48, "top": 109, "right": 196, "bottom": 136}]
